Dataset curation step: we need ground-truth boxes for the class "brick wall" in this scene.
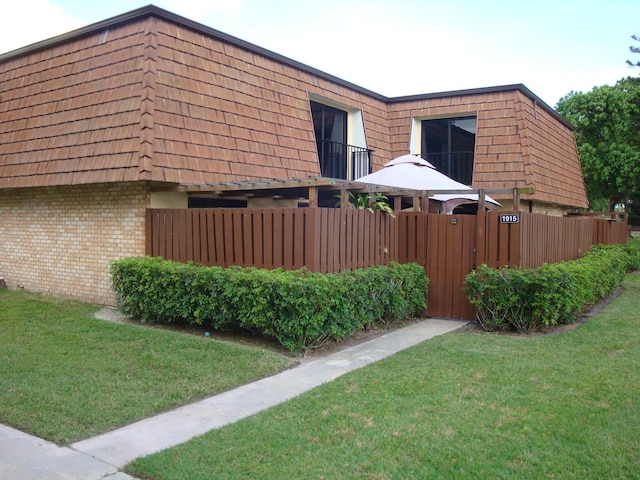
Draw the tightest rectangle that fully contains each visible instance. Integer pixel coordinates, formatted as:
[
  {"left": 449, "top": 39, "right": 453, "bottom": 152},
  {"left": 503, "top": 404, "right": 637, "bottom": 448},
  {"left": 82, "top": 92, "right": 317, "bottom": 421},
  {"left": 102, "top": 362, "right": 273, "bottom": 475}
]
[{"left": 0, "top": 182, "right": 147, "bottom": 305}]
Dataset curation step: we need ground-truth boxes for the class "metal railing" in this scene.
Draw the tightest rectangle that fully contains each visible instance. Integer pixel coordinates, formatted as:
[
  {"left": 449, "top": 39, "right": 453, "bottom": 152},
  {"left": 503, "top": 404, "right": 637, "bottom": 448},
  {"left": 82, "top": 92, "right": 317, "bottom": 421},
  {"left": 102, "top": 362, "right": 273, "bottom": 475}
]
[
  {"left": 317, "top": 140, "right": 372, "bottom": 181},
  {"left": 419, "top": 151, "right": 474, "bottom": 186}
]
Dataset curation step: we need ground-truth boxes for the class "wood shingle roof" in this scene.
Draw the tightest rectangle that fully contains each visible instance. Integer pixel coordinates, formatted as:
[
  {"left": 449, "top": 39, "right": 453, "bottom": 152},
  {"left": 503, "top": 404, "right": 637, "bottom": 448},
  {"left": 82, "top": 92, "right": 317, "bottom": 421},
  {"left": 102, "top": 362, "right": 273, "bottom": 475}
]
[{"left": 0, "top": 5, "right": 587, "bottom": 208}]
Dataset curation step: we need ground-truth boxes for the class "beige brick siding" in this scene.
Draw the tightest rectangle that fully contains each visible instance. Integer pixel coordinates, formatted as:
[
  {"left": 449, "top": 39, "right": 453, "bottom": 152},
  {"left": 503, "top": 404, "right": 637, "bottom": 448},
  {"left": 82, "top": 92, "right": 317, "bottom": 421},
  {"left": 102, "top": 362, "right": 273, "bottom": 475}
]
[{"left": 0, "top": 182, "right": 147, "bottom": 305}]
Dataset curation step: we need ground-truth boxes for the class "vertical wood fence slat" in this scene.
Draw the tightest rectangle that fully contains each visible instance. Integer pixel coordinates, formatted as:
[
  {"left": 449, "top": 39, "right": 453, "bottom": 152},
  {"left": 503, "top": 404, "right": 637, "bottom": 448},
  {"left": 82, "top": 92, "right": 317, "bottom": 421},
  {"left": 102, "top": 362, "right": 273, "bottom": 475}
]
[
  {"left": 344, "top": 209, "right": 353, "bottom": 271},
  {"left": 205, "top": 210, "right": 215, "bottom": 265},
  {"left": 284, "top": 209, "right": 294, "bottom": 269},
  {"left": 145, "top": 209, "right": 154, "bottom": 257},
  {"left": 158, "top": 210, "right": 167, "bottom": 259},
  {"left": 293, "top": 210, "right": 305, "bottom": 268},
  {"left": 321, "top": 209, "right": 331, "bottom": 273},
  {"left": 304, "top": 209, "right": 318, "bottom": 271},
  {"left": 213, "top": 211, "right": 224, "bottom": 266},
  {"left": 185, "top": 209, "right": 194, "bottom": 263},
  {"left": 221, "top": 210, "right": 233, "bottom": 266},
  {"left": 231, "top": 210, "right": 241, "bottom": 265},
  {"left": 434, "top": 216, "right": 448, "bottom": 317},
  {"left": 195, "top": 210, "right": 206, "bottom": 264},
  {"left": 173, "top": 210, "right": 184, "bottom": 263},
  {"left": 450, "top": 215, "right": 464, "bottom": 319},
  {"left": 263, "top": 210, "right": 274, "bottom": 268},
  {"left": 463, "top": 215, "right": 478, "bottom": 319},
  {"left": 242, "top": 211, "right": 253, "bottom": 267}
]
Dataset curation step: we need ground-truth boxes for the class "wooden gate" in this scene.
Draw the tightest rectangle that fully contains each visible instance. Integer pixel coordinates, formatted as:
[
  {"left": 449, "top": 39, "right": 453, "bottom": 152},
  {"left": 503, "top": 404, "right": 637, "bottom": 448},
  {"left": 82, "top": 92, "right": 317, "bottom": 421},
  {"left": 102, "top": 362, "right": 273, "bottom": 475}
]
[
  {"left": 398, "top": 212, "right": 521, "bottom": 320},
  {"left": 398, "top": 213, "right": 477, "bottom": 320}
]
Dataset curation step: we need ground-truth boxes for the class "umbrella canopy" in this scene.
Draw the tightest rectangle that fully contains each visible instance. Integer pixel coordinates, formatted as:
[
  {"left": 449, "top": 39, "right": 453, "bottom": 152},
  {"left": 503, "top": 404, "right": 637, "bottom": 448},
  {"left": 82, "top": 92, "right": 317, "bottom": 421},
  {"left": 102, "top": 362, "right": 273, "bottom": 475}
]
[{"left": 355, "top": 154, "right": 500, "bottom": 213}]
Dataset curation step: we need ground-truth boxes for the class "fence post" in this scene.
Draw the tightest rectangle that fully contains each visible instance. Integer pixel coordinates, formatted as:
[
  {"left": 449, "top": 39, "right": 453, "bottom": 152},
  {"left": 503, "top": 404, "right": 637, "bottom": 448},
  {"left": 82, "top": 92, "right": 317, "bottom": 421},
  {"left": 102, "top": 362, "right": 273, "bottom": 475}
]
[{"left": 145, "top": 209, "right": 153, "bottom": 256}]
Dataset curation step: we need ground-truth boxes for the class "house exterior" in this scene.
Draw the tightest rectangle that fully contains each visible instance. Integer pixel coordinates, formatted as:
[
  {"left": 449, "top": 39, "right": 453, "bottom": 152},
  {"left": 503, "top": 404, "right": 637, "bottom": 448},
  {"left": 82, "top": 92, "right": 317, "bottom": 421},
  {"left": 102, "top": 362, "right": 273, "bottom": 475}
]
[{"left": 0, "top": 5, "right": 588, "bottom": 305}]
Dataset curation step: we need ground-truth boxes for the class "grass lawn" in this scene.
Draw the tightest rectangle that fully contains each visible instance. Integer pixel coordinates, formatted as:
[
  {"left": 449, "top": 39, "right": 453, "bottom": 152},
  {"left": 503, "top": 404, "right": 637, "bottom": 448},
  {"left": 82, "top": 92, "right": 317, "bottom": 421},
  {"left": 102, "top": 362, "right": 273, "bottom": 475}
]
[
  {"left": 128, "top": 273, "right": 640, "bottom": 480},
  {"left": 0, "top": 290, "right": 292, "bottom": 445}
]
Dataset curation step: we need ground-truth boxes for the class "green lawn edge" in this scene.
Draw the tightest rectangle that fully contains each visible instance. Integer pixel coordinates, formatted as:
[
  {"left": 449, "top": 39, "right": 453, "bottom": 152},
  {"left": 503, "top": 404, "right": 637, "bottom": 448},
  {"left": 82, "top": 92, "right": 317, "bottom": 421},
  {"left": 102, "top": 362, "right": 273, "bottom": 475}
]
[
  {"left": 0, "top": 290, "right": 293, "bottom": 445},
  {"left": 127, "top": 273, "right": 640, "bottom": 480}
]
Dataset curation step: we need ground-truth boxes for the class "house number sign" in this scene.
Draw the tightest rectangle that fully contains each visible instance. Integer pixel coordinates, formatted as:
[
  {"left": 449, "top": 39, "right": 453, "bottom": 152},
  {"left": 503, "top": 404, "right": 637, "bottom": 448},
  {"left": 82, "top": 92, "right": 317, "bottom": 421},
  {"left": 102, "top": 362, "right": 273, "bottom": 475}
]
[{"left": 499, "top": 214, "right": 520, "bottom": 224}]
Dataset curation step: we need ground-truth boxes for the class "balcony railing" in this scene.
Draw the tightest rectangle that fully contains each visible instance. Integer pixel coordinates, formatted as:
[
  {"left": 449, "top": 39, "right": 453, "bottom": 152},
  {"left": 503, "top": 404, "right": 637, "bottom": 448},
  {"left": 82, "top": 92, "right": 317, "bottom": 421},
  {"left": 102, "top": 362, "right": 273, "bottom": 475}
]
[
  {"left": 420, "top": 151, "right": 474, "bottom": 186},
  {"left": 318, "top": 140, "right": 372, "bottom": 181}
]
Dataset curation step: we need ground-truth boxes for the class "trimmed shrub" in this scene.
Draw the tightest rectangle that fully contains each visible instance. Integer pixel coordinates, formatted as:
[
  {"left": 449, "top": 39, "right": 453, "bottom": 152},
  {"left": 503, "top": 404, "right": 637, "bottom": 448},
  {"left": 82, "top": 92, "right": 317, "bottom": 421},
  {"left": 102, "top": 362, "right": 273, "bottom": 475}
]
[
  {"left": 465, "top": 244, "right": 633, "bottom": 333},
  {"left": 620, "top": 240, "right": 640, "bottom": 271},
  {"left": 110, "top": 258, "right": 429, "bottom": 352}
]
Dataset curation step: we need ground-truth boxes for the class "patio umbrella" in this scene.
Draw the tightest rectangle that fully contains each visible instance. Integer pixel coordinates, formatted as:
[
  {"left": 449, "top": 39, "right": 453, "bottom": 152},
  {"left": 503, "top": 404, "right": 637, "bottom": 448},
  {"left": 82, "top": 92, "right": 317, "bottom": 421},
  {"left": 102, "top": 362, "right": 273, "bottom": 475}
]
[{"left": 355, "top": 154, "right": 500, "bottom": 213}]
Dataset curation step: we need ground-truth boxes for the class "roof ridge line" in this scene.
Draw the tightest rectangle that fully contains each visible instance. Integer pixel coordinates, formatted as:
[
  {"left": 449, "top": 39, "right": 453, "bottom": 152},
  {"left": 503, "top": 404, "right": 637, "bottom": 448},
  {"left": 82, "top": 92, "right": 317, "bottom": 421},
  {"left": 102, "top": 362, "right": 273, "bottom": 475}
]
[{"left": 138, "top": 14, "right": 158, "bottom": 181}]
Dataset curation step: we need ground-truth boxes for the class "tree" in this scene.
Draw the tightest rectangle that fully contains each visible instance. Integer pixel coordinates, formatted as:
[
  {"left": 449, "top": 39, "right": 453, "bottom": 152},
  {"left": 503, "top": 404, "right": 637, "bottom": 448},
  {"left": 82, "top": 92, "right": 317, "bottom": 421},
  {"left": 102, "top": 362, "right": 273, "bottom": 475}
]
[
  {"left": 627, "top": 34, "right": 640, "bottom": 69},
  {"left": 556, "top": 77, "right": 640, "bottom": 212},
  {"left": 628, "top": 191, "right": 640, "bottom": 226}
]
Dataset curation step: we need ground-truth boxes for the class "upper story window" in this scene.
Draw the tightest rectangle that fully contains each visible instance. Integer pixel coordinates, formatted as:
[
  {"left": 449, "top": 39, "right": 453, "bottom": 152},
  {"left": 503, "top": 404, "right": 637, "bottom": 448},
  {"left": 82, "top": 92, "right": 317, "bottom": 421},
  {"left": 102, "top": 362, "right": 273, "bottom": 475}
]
[
  {"left": 420, "top": 117, "right": 476, "bottom": 186},
  {"left": 309, "top": 99, "right": 372, "bottom": 181}
]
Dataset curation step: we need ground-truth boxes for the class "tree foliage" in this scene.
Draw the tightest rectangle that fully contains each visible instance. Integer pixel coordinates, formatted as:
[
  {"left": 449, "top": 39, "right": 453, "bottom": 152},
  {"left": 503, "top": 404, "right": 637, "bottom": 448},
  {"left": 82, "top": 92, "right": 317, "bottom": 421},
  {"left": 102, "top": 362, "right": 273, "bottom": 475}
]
[
  {"left": 627, "top": 34, "right": 640, "bottom": 69},
  {"left": 628, "top": 191, "right": 640, "bottom": 226},
  {"left": 335, "top": 192, "right": 396, "bottom": 217},
  {"left": 556, "top": 77, "right": 640, "bottom": 212}
]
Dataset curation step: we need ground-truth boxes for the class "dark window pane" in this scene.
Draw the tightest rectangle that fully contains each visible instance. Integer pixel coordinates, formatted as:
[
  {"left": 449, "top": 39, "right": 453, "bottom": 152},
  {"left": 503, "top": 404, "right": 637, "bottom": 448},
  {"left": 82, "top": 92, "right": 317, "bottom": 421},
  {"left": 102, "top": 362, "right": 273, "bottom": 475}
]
[{"left": 421, "top": 117, "right": 476, "bottom": 185}]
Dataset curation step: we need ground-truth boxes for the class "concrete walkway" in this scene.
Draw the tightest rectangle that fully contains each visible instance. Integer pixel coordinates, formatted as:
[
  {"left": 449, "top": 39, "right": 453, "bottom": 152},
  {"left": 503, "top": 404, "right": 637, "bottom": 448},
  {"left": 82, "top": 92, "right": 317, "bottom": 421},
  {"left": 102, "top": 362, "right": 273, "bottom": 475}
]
[
  {"left": 0, "top": 424, "right": 135, "bottom": 480},
  {"left": 1, "top": 318, "right": 466, "bottom": 479}
]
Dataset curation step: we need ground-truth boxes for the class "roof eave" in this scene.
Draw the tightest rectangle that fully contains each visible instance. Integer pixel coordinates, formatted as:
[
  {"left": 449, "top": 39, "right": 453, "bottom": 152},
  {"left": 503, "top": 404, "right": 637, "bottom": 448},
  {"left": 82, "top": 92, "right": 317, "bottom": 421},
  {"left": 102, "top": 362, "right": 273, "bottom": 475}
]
[
  {"left": 389, "top": 84, "right": 575, "bottom": 131},
  {"left": 0, "top": 4, "right": 389, "bottom": 102}
]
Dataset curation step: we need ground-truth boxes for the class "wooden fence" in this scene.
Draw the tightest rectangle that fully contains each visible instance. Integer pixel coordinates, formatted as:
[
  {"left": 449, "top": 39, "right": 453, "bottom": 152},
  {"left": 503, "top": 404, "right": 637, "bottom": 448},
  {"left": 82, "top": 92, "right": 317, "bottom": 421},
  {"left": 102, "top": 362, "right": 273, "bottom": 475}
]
[
  {"left": 146, "top": 208, "right": 628, "bottom": 321},
  {"left": 592, "top": 218, "right": 629, "bottom": 246},
  {"left": 517, "top": 214, "right": 588, "bottom": 268},
  {"left": 396, "top": 211, "right": 629, "bottom": 318},
  {"left": 146, "top": 208, "right": 396, "bottom": 274}
]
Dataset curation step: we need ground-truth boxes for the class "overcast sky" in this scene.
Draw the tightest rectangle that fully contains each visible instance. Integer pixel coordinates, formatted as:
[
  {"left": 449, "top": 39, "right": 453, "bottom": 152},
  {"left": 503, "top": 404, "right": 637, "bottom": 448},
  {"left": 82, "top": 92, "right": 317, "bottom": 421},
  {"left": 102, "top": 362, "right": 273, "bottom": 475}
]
[{"left": 1, "top": 0, "right": 639, "bottom": 107}]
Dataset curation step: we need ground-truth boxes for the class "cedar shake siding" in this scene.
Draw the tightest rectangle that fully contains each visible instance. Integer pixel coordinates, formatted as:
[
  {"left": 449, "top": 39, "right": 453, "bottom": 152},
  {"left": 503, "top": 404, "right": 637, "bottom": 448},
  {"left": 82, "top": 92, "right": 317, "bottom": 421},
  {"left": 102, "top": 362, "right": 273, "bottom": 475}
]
[
  {"left": 0, "top": 5, "right": 585, "bottom": 208},
  {"left": 388, "top": 88, "right": 587, "bottom": 208},
  {"left": 151, "top": 19, "right": 390, "bottom": 184},
  {"left": 0, "top": 23, "right": 149, "bottom": 188},
  {"left": 0, "top": 7, "right": 391, "bottom": 190},
  {"left": 512, "top": 90, "right": 586, "bottom": 207}
]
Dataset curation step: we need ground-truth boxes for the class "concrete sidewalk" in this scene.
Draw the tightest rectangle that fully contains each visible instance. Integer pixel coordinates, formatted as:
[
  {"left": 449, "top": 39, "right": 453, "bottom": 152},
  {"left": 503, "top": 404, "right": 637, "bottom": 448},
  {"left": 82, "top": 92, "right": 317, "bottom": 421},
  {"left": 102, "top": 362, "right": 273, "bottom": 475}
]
[
  {"left": 0, "top": 424, "right": 135, "bottom": 480},
  {"left": 1, "top": 318, "right": 466, "bottom": 479}
]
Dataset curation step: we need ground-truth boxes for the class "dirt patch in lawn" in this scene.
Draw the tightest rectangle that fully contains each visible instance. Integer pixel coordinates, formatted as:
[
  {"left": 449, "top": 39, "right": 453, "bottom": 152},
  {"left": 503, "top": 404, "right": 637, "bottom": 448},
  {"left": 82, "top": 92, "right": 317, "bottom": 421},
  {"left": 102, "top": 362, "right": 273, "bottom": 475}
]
[{"left": 94, "top": 307, "right": 424, "bottom": 359}]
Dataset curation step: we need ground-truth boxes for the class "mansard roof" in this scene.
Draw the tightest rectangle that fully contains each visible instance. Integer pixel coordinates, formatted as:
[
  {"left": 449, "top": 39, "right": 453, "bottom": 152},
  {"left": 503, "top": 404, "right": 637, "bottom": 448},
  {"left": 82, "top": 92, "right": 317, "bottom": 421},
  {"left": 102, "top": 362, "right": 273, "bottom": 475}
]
[{"left": 0, "top": 5, "right": 587, "bottom": 208}]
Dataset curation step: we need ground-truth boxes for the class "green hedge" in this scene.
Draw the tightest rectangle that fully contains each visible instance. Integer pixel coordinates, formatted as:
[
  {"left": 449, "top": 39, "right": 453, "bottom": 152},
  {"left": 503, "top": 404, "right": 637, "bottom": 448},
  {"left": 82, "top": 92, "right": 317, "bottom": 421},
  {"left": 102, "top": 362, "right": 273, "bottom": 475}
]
[
  {"left": 111, "top": 258, "right": 429, "bottom": 352},
  {"left": 464, "top": 243, "right": 638, "bottom": 333}
]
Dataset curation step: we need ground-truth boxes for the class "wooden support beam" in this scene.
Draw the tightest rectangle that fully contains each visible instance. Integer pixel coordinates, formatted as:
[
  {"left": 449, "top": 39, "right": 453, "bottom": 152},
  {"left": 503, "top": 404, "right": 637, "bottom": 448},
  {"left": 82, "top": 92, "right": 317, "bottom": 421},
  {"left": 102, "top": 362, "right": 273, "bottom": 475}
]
[
  {"left": 420, "top": 195, "right": 429, "bottom": 212},
  {"left": 309, "top": 186, "right": 318, "bottom": 208},
  {"left": 393, "top": 196, "right": 402, "bottom": 213},
  {"left": 340, "top": 189, "right": 350, "bottom": 208}
]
